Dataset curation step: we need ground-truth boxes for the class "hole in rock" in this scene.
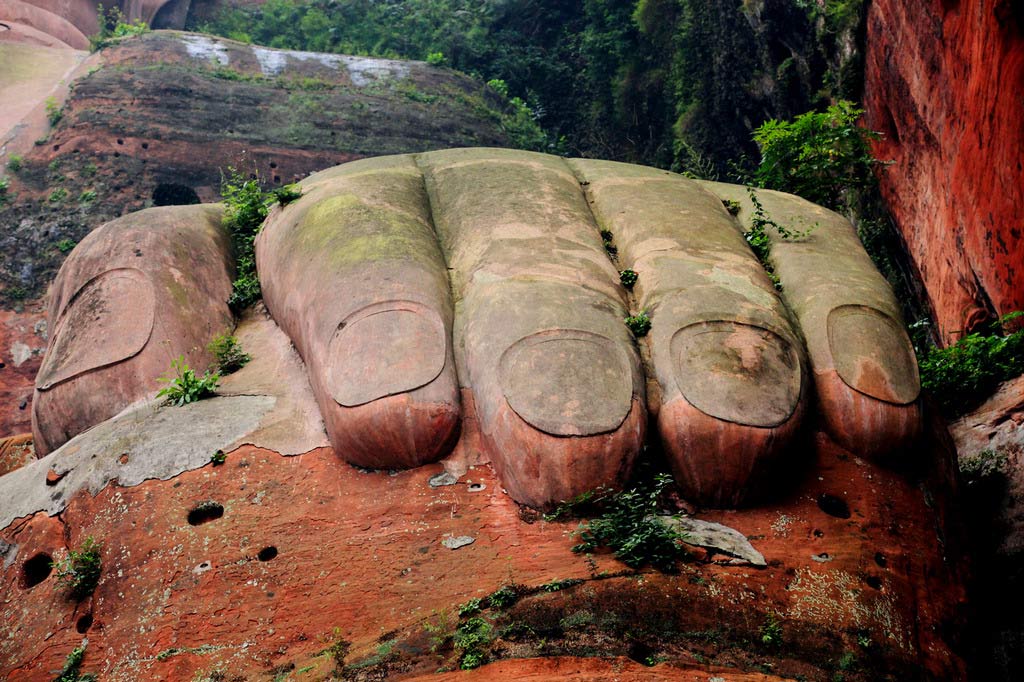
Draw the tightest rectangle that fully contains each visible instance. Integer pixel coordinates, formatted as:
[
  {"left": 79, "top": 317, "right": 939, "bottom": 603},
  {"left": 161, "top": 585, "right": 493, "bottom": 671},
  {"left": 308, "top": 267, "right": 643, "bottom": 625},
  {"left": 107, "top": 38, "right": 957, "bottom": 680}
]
[
  {"left": 467, "top": 483, "right": 485, "bottom": 492},
  {"left": 22, "top": 553, "right": 53, "bottom": 588},
  {"left": 52, "top": 145, "right": 59, "bottom": 152},
  {"left": 152, "top": 183, "right": 200, "bottom": 207},
  {"left": 628, "top": 641, "right": 657, "bottom": 666},
  {"left": 817, "top": 493, "right": 851, "bottom": 519},
  {"left": 813, "top": 529, "right": 824, "bottom": 538},
  {"left": 864, "top": 575, "right": 882, "bottom": 590},
  {"left": 0, "top": 362, "right": 5, "bottom": 368},
  {"left": 187, "top": 501, "right": 224, "bottom": 526},
  {"left": 116, "top": 139, "right": 123, "bottom": 145},
  {"left": 273, "top": 175, "right": 281, "bottom": 183},
  {"left": 141, "top": 142, "right": 149, "bottom": 150},
  {"left": 269, "top": 162, "right": 277, "bottom": 169},
  {"left": 257, "top": 546, "right": 278, "bottom": 562},
  {"left": 76, "top": 613, "right": 93, "bottom": 633},
  {"left": 874, "top": 552, "right": 887, "bottom": 568},
  {"left": 118, "top": 453, "right": 129, "bottom": 465}
]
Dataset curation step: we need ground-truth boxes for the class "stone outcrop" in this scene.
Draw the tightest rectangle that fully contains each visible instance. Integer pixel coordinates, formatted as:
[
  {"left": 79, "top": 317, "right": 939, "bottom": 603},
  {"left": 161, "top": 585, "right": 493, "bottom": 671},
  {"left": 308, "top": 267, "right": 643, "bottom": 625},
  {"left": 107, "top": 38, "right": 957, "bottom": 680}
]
[
  {"left": 37, "top": 150, "right": 921, "bottom": 510},
  {"left": 864, "top": 0, "right": 1024, "bottom": 343}
]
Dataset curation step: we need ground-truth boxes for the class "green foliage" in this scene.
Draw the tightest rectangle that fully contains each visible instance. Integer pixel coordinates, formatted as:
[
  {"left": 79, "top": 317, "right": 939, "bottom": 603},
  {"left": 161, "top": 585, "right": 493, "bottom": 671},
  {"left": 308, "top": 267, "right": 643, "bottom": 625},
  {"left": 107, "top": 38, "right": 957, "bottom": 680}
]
[
  {"left": 48, "top": 187, "right": 68, "bottom": 203},
  {"left": 917, "top": 312, "right": 1024, "bottom": 416},
  {"left": 45, "top": 97, "right": 62, "bottom": 126},
  {"left": 752, "top": 101, "right": 882, "bottom": 210},
  {"left": 221, "top": 167, "right": 271, "bottom": 310},
  {"left": 81, "top": 162, "right": 98, "bottom": 177},
  {"left": 52, "top": 537, "right": 102, "bottom": 601},
  {"left": 743, "top": 187, "right": 816, "bottom": 290},
  {"left": 542, "top": 489, "right": 597, "bottom": 521},
  {"left": 541, "top": 578, "right": 582, "bottom": 592},
  {"left": 89, "top": 4, "right": 149, "bottom": 52},
  {"left": 78, "top": 190, "right": 97, "bottom": 203},
  {"left": 487, "top": 585, "right": 519, "bottom": 609},
  {"left": 0, "top": 177, "right": 9, "bottom": 206},
  {"left": 157, "top": 356, "right": 220, "bottom": 406},
  {"left": 619, "top": 269, "right": 638, "bottom": 289},
  {"left": 208, "top": 333, "right": 251, "bottom": 374},
  {"left": 210, "top": 449, "right": 227, "bottom": 466},
  {"left": 624, "top": 311, "right": 651, "bottom": 337},
  {"left": 56, "top": 239, "right": 77, "bottom": 253},
  {"left": 6, "top": 155, "right": 23, "bottom": 172},
  {"left": 960, "top": 449, "right": 1009, "bottom": 488},
  {"left": 760, "top": 611, "right": 783, "bottom": 645},
  {"left": 571, "top": 473, "right": 688, "bottom": 572},
  {"left": 722, "top": 198, "right": 741, "bottom": 215},
  {"left": 54, "top": 643, "right": 97, "bottom": 682},
  {"left": 272, "top": 183, "right": 303, "bottom": 206},
  {"left": 426, "top": 51, "right": 447, "bottom": 66},
  {"left": 458, "top": 598, "right": 482, "bottom": 617},
  {"left": 453, "top": 617, "right": 492, "bottom": 669}
]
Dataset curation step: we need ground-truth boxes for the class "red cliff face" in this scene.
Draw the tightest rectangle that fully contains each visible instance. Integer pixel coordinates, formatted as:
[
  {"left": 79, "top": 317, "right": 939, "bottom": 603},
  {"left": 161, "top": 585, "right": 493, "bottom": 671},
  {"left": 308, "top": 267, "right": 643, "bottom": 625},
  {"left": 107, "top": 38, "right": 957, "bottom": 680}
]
[{"left": 864, "top": 0, "right": 1024, "bottom": 344}]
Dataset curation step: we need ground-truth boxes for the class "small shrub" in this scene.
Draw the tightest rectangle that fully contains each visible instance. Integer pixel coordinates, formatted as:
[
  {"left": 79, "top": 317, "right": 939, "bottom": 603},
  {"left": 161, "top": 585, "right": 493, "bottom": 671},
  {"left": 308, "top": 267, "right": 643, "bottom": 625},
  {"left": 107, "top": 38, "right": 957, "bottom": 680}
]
[
  {"left": 89, "top": 5, "right": 149, "bottom": 52},
  {"left": 78, "top": 189, "right": 97, "bottom": 203},
  {"left": 157, "top": 356, "right": 220, "bottom": 406},
  {"left": 959, "top": 448, "right": 1008, "bottom": 488},
  {"left": 918, "top": 312, "right": 1024, "bottom": 416},
  {"left": 6, "top": 155, "right": 23, "bottom": 172},
  {"left": 210, "top": 449, "right": 227, "bottom": 466},
  {"left": 625, "top": 311, "right": 651, "bottom": 337},
  {"left": 541, "top": 578, "right": 582, "bottom": 592},
  {"left": 487, "top": 585, "right": 519, "bottom": 609},
  {"left": 722, "top": 198, "right": 741, "bottom": 215},
  {"left": 52, "top": 537, "right": 102, "bottom": 601},
  {"left": 45, "top": 97, "right": 62, "bottom": 126},
  {"left": 571, "top": 473, "right": 688, "bottom": 572},
  {"left": 221, "top": 167, "right": 271, "bottom": 311},
  {"left": 542, "top": 489, "right": 598, "bottom": 521},
  {"left": 458, "top": 598, "right": 482, "bottom": 617},
  {"left": 426, "top": 51, "right": 447, "bottom": 66},
  {"left": 48, "top": 187, "right": 68, "bottom": 203},
  {"left": 760, "top": 611, "right": 783, "bottom": 645},
  {"left": 56, "top": 239, "right": 77, "bottom": 253},
  {"left": 0, "top": 177, "right": 9, "bottom": 206},
  {"left": 272, "top": 183, "right": 302, "bottom": 206},
  {"left": 54, "top": 642, "right": 97, "bottom": 682},
  {"left": 619, "top": 269, "right": 638, "bottom": 289},
  {"left": 453, "top": 617, "right": 492, "bottom": 670},
  {"left": 81, "top": 162, "right": 98, "bottom": 177},
  {"left": 208, "top": 333, "right": 251, "bottom": 374}
]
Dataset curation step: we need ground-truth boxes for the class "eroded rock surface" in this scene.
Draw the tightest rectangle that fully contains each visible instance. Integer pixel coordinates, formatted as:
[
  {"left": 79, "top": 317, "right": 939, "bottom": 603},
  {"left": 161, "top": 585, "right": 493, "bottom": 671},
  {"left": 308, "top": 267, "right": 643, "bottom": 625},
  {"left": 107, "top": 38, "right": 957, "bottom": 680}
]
[{"left": 864, "top": 0, "right": 1024, "bottom": 342}]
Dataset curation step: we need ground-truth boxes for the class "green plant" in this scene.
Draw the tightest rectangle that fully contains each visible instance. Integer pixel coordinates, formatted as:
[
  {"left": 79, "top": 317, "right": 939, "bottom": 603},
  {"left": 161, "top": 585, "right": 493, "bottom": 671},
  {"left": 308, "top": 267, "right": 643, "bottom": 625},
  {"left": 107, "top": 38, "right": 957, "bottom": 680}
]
[
  {"left": 541, "top": 578, "right": 582, "bottom": 592},
  {"left": 722, "top": 198, "right": 741, "bottom": 215},
  {"left": 272, "top": 183, "right": 302, "bottom": 206},
  {"left": 208, "top": 333, "right": 251, "bottom": 374},
  {"left": 6, "top": 155, "right": 23, "bottom": 172},
  {"left": 959, "top": 448, "right": 1009, "bottom": 487},
  {"left": 54, "top": 642, "right": 97, "bottom": 682},
  {"left": 78, "top": 190, "right": 97, "bottom": 203},
  {"left": 426, "top": 51, "right": 446, "bottom": 66},
  {"left": 837, "top": 650, "right": 857, "bottom": 670},
  {"left": 743, "top": 187, "right": 816, "bottom": 289},
  {"left": 56, "top": 239, "right": 77, "bottom": 253},
  {"left": 752, "top": 101, "right": 883, "bottom": 210},
  {"left": 81, "top": 162, "right": 98, "bottom": 177},
  {"left": 221, "top": 167, "right": 271, "bottom": 310},
  {"left": 453, "top": 617, "right": 492, "bottom": 670},
  {"left": 0, "top": 177, "right": 9, "bottom": 206},
  {"left": 52, "top": 537, "right": 102, "bottom": 601},
  {"left": 625, "top": 311, "right": 651, "bottom": 337},
  {"left": 918, "top": 312, "right": 1024, "bottom": 416},
  {"left": 45, "top": 97, "right": 62, "bottom": 126},
  {"left": 487, "top": 585, "right": 518, "bottom": 609},
  {"left": 760, "top": 611, "right": 783, "bottom": 645},
  {"left": 458, "top": 598, "right": 482, "bottom": 617},
  {"left": 619, "top": 269, "right": 638, "bottom": 289},
  {"left": 48, "top": 187, "right": 68, "bottom": 203},
  {"left": 89, "top": 4, "right": 149, "bottom": 52},
  {"left": 323, "top": 629, "right": 350, "bottom": 667},
  {"left": 210, "top": 449, "right": 227, "bottom": 466},
  {"left": 423, "top": 609, "right": 455, "bottom": 652},
  {"left": 157, "top": 356, "right": 220, "bottom": 406},
  {"left": 572, "top": 473, "right": 688, "bottom": 572},
  {"left": 543, "top": 489, "right": 597, "bottom": 521}
]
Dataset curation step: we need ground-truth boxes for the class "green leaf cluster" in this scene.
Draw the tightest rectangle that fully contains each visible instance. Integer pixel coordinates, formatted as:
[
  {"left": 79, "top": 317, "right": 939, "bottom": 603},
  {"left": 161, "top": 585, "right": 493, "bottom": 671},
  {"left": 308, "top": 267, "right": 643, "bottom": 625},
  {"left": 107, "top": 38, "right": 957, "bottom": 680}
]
[
  {"left": 208, "top": 333, "right": 251, "bottom": 374},
  {"left": 157, "top": 356, "right": 220, "bottom": 406},
  {"left": 918, "top": 313, "right": 1024, "bottom": 417},
  {"left": 89, "top": 4, "right": 149, "bottom": 52},
  {"left": 752, "top": 101, "right": 881, "bottom": 209},
  {"left": 571, "top": 473, "right": 688, "bottom": 572},
  {"left": 52, "top": 537, "right": 102, "bottom": 601}
]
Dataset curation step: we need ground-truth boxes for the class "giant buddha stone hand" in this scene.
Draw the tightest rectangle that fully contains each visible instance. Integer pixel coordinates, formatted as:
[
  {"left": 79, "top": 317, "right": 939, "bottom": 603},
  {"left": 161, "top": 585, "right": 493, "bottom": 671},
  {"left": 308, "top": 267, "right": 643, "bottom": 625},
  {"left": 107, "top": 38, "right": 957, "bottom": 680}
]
[{"left": 30, "top": 149, "right": 921, "bottom": 509}]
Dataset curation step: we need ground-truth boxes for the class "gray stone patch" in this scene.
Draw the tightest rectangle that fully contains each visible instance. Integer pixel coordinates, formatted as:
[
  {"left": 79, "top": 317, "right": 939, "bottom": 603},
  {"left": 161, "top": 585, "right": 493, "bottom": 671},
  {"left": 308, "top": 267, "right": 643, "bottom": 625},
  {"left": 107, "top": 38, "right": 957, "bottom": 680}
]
[
  {"left": 442, "top": 535, "right": 475, "bottom": 550},
  {"left": 429, "top": 471, "right": 459, "bottom": 488},
  {"left": 180, "top": 34, "right": 230, "bottom": 66},
  {"left": 0, "top": 539, "right": 17, "bottom": 570},
  {"left": 0, "top": 395, "right": 274, "bottom": 530},
  {"left": 660, "top": 515, "right": 767, "bottom": 567}
]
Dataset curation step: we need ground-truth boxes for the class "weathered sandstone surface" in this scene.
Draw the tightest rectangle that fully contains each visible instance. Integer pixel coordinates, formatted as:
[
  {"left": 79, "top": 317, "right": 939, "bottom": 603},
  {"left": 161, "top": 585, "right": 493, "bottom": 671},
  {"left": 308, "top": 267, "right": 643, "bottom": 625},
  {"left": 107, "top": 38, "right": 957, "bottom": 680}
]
[{"left": 864, "top": 0, "right": 1024, "bottom": 343}]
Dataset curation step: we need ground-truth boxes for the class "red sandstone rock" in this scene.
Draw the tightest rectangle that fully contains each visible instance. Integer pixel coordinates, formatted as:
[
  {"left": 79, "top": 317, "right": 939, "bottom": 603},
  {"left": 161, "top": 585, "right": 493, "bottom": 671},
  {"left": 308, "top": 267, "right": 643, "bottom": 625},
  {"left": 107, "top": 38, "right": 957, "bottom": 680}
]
[
  {"left": 864, "top": 0, "right": 1024, "bottom": 343},
  {"left": 0, "top": 308, "right": 47, "bottom": 439}
]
